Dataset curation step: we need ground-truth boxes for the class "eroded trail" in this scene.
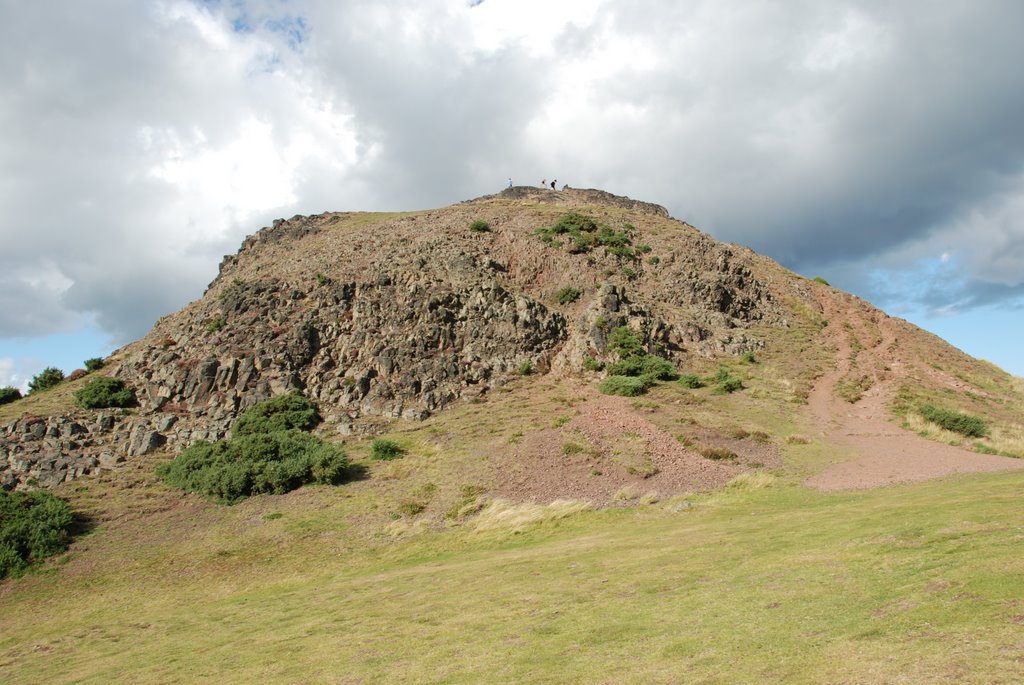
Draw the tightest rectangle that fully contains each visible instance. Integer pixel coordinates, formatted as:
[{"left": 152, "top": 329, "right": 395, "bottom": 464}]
[{"left": 804, "top": 294, "right": 1022, "bottom": 490}]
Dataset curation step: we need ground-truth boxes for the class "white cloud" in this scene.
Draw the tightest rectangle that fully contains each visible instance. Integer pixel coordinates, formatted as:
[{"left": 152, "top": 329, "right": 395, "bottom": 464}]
[{"left": 1, "top": 0, "right": 1023, "bottom": 363}]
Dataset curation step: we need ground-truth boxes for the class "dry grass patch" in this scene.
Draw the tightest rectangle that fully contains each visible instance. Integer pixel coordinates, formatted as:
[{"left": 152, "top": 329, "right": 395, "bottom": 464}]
[{"left": 471, "top": 499, "right": 592, "bottom": 533}]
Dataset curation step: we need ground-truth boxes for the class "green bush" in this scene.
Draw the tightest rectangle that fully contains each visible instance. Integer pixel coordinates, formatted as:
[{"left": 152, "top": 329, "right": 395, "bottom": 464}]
[
  {"left": 813, "top": 276, "right": 831, "bottom": 286},
  {"left": 84, "top": 357, "right": 105, "bottom": 372},
  {"left": 469, "top": 219, "right": 490, "bottom": 233},
  {"left": 679, "top": 374, "right": 703, "bottom": 389},
  {"left": 607, "top": 354, "right": 678, "bottom": 381},
  {"left": 741, "top": 351, "right": 758, "bottom": 364},
  {"left": 609, "top": 327, "right": 644, "bottom": 358},
  {"left": 370, "top": 439, "right": 405, "bottom": 461},
  {"left": 74, "top": 377, "right": 134, "bottom": 409},
  {"left": 156, "top": 430, "right": 350, "bottom": 504},
  {"left": 0, "top": 490, "right": 74, "bottom": 579},
  {"left": 714, "top": 377, "right": 744, "bottom": 394},
  {"left": 582, "top": 357, "right": 604, "bottom": 372},
  {"left": 919, "top": 404, "right": 988, "bottom": 438},
  {"left": 518, "top": 360, "right": 535, "bottom": 376},
  {"left": 535, "top": 213, "right": 636, "bottom": 257},
  {"left": 556, "top": 287, "right": 582, "bottom": 305},
  {"left": 0, "top": 386, "right": 21, "bottom": 405},
  {"left": 233, "top": 392, "right": 320, "bottom": 437},
  {"left": 28, "top": 367, "right": 64, "bottom": 394},
  {"left": 206, "top": 317, "right": 226, "bottom": 333},
  {"left": 598, "top": 375, "right": 653, "bottom": 397}
]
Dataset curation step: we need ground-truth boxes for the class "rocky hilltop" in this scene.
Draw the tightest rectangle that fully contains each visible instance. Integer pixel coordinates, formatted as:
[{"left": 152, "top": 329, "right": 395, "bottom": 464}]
[{"left": 4, "top": 187, "right": 1019, "bottom": 490}]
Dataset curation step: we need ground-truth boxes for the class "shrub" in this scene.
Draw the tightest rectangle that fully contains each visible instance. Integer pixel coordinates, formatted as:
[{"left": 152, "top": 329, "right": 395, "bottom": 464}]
[
  {"left": 233, "top": 392, "right": 320, "bottom": 437},
  {"left": 74, "top": 377, "right": 134, "bottom": 409},
  {"left": 607, "top": 354, "right": 678, "bottom": 381},
  {"left": 714, "top": 377, "right": 744, "bottom": 394},
  {"left": 28, "top": 367, "right": 64, "bottom": 394},
  {"left": 518, "top": 360, "right": 535, "bottom": 376},
  {"left": 0, "top": 490, "right": 74, "bottom": 579},
  {"left": 598, "top": 375, "right": 653, "bottom": 397},
  {"left": 679, "top": 374, "right": 703, "bottom": 389},
  {"left": 609, "top": 327, "right": 644, "bottom": 358},
  {"left": 535, "top": 213, "right": 637, "bottom": 258},
  {"left": 582, "top": 357, "right": 604, "bottom": 372},
  {"left": 741, "top": 351, "right": 758, "bottom": 364},
  {"left": 0, "top": 386, "right": 21, "bottom": 405},
  {"left": 84, "top": 357, "right": 105, "bottom": 372},
  {"left": 370, "top": 439, "right": 405, "bottom": 461},
  {"left": 813, "top": 276, "right": 831, "bottom": 286},
  {"left": 469, "top": 219, "right": 490, "bottom": 233},
  {"left": 206, "top": 317, "right": 226, "bottom": 333},
  {"left": 648, "top": 256, "right": 660, "bottom": 266},
  {"left": 556, "top": 287, "right": 582, "bottom": 305},
  {"left": 156, "top": 430, "right": 350, "bottom": 504},
  {"left": 919, "top": 404, "right": 988, "bottom": 438}
]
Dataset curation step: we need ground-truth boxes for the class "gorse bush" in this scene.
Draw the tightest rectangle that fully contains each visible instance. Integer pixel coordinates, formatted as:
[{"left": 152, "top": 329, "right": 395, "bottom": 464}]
[
  {"left": 608, "top": 326, "right": 645, "bottom": 358},
  {"left": 28, "top": 367, "right": 64, "bottom": 394},
  {"left": 599, "top": 326, "right": 678, "bottom": 396},
  {"left": 0, "top": 386, "right": 21, "bottom": 405},
  {"left": 607, "top": 355, "right": 678, "bottom": 381},
  {"left": 370, "top": 439, "right": 405, "bottom": 461},
  {"left": 710, "top": 367, "right": 743, "bottom": 394},
  {"left": 598, "top": 375, "right": 653, "bottom": 397},
  {"left": 156, "top": 431, "right": 350, "bottom": 505},
  {"left": 535, "top": 213, "right": 636, "bottom": 258},
  {"left": 74, "top": 377, "right": 134, "bottom": 409},
  {"left": 679, "top": 374, "right": 703, "bottom": 389},
  {"left": 158, "top": 392, "right": 349, "bottom": 504},
  {"left": 468, "top": 219, "right": 490, "bottom": 232},
  {"left": 84, "top": 357, "right": 105, "bottom": 372},
  {"left": 0, "top": 490, "right": 74, "bottom": 579},
  {"left": 556, "top": 287, "right": 582, "bottom": 305},
  {"left": 919, "top": 404, "right": 988, "bottom": 438},
  {"left": 233, "top": 392, "right": 320, "bottom": 437}
]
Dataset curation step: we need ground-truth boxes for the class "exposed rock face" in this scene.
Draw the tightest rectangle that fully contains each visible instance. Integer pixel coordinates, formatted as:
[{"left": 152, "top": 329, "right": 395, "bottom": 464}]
[{"left": 3, "top": 188, "right": 793, "bottom": 491}]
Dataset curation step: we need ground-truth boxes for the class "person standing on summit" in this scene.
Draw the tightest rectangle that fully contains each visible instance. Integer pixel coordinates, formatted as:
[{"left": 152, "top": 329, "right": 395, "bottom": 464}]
[{"left": 551, "top": 179, "right": 557, "bottom": 190}]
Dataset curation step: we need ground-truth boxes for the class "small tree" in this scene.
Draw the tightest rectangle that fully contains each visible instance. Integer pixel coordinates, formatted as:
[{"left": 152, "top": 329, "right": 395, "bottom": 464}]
[
  {"left": 84, "top": 357, "right": 105, "bottom": 372},
  {"left": 0, "top": 386, "right": 22, "bottom": 405},
  {"left": 28, "top": 367, "right": 64, "bottom": 394}
]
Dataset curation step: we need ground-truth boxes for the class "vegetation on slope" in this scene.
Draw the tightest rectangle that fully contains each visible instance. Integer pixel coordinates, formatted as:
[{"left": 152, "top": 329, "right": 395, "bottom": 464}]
[
  {"left": 0, "top": 490, "right": 74, "bottom": 579},
  {"left": 157, "top": 393, "right": 351, "bottom": 504}
]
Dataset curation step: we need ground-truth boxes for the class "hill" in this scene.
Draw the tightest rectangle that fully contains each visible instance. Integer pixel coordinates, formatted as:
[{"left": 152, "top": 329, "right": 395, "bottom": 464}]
[
  {"left": 2, "top": 188, "right": 1024, "bottom": 682},
  {"left": 2, "top": 187, "right": 1022, "bottom": 493}
]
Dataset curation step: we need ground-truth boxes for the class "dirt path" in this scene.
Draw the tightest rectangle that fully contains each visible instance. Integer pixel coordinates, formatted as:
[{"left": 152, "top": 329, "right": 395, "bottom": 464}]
[{"left": 804, "top": 294, "right": 1023, "bottom": 490}]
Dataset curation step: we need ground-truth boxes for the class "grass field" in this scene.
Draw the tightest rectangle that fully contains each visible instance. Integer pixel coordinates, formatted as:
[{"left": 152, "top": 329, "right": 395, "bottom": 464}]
[{"left": 3, "top": 467, "right": 1023, "bottom": 684}]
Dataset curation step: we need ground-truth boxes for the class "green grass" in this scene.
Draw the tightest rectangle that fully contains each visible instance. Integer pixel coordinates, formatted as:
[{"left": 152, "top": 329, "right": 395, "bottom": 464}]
[{"left": 3, "top": 469, "right": 1024, "bottom": 683}]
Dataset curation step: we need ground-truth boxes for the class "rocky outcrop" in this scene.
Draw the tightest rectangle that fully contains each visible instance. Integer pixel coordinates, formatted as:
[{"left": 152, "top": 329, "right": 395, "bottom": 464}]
[{"left": 3, "top": 189, "right": 799, "bottom": 491}]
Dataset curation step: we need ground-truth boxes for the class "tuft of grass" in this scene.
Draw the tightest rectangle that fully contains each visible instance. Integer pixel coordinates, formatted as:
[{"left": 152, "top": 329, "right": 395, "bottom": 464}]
[
  {"left": 370, "top": 439, "right": 406, "bottom": 461},
  {"left": 472, "top": 499, "right": 592, "bottom": 533},
  {"left": 468, "top": 219, "right": 490, "bottom": 233},
  {"left": 724, "top": 471, "right": 777, "bottom": 490}
]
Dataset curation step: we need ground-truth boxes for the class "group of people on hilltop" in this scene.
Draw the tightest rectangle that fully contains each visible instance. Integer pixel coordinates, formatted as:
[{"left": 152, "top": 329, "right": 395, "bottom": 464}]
[{"left": 505, "top": 178, "right": 569, "bottom": 190}]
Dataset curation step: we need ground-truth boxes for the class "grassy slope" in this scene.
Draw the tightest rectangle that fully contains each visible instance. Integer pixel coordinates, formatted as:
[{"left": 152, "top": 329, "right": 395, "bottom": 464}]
[
  {"left": 1, "top": 366, "right": 1022, "bottom": 683},
  {"left": 3, "top": 468, "right": 1024, "bottom": 684}
]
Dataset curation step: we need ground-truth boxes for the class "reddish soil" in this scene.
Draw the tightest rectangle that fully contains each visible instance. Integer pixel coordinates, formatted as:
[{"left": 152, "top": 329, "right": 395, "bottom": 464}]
[
  {"left": 804, "top": 293, "right": 1023, "bottom": 490},
  {"left": 495, "top": 392, "right": 782, "bottom": 504}
]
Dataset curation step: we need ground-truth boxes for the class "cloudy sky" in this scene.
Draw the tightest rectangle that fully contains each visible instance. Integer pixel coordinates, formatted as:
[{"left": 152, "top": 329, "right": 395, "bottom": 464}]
[{"left": 2, "top": 0, "right": 1024, "bottom": 390}]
